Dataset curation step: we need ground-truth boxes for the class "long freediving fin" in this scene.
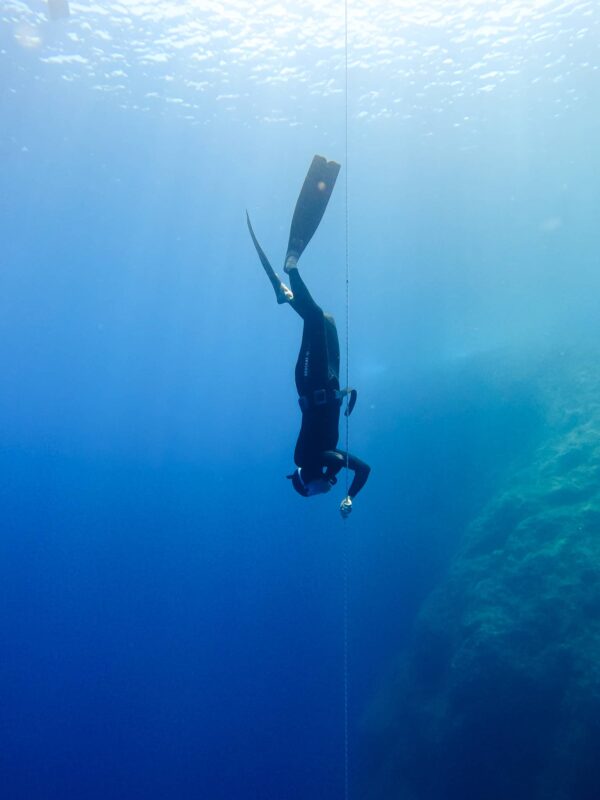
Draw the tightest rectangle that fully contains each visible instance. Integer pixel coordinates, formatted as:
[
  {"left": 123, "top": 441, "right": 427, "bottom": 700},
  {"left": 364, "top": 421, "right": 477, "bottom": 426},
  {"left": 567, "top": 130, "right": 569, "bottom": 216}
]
[
  {"left": 285, "top": 155, "right": 341, "bottom": 270},
  {"left": 246, "top": 212, "right": 291, "bottom": 304}
]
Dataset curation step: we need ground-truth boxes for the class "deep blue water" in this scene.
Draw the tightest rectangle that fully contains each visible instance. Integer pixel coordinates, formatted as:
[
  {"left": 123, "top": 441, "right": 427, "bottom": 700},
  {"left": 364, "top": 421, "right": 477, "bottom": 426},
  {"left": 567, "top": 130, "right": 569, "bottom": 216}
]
[{"left": 1, "top": 2, "right": 599, "bottom": 798}]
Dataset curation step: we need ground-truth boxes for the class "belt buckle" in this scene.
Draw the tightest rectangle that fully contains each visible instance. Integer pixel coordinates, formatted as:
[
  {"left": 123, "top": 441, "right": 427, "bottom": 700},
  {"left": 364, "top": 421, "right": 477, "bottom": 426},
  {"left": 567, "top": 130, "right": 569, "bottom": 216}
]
[{"left": 314, "top": 389, "right": 327, "bottom": 406}]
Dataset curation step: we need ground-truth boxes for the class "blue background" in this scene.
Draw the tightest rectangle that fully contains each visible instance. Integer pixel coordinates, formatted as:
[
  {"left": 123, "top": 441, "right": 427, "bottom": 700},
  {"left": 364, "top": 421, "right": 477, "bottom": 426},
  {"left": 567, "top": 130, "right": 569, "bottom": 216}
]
[{"left": 1, "top": 2, "right": 599, "bottom": 797}]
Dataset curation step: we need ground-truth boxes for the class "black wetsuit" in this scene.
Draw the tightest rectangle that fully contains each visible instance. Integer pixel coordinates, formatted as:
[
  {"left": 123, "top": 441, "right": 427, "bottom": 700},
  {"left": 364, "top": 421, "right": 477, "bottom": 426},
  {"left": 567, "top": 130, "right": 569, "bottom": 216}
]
[{"left": 288, "top": 268, "right": 370, "bottom": 498}]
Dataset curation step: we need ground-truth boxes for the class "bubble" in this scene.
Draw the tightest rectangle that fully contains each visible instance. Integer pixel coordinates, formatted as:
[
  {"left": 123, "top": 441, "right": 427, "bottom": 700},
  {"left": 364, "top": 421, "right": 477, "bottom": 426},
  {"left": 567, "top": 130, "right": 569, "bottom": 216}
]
[{"left": 317, "top": 180, "right": 326, "bottom": 191}]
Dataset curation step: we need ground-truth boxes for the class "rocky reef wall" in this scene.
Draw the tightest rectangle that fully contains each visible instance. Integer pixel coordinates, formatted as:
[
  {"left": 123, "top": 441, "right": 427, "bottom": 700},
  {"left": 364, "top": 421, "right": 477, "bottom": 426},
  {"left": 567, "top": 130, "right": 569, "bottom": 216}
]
[{"left": 362, "top": 354, "right": 600, "bottom": 800}]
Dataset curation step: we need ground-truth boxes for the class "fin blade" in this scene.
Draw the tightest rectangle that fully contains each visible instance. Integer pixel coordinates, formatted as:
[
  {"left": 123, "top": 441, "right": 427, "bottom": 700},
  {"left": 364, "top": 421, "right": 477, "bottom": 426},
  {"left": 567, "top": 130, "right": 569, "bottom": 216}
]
[
  {"left": 246, "top": 211, "right": 277, "bottom": 281},
  {"left": 286, "top": 155, "right": 341, "bottom": 266}
]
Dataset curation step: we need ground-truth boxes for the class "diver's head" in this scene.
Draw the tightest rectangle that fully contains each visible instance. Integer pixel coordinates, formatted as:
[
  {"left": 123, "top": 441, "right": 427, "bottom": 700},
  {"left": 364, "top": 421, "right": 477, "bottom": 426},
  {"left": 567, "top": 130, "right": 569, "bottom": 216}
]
[{"left": 287, "top": 468, "right": 333, "bottom": 498}]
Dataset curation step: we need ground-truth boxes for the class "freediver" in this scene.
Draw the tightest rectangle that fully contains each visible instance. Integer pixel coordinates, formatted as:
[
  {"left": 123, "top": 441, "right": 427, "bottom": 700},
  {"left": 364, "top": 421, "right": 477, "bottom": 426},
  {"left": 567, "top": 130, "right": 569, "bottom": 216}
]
[{"left": 247, "top": 155, "right": 371, "bottom": 518}]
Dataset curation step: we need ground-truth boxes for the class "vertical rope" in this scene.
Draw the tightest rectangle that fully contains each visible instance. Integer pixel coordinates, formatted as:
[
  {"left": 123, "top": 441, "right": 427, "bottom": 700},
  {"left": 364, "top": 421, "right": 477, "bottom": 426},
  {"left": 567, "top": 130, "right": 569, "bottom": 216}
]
[
  {"left": 343, "top": 2, "right": 350, "bottom": 800},
  {"left": 343, "top": 532, "right": 349, "bottom": 800},
  {"left": 344, "top": 0, "right": 350, "bottom": 492}
]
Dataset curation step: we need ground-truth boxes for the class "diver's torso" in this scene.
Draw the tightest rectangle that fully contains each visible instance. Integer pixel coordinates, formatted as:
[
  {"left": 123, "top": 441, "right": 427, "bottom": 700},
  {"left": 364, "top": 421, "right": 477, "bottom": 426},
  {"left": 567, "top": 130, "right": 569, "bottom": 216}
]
[{"left": 294, "top": 406, "right": 340, "bottom": 468}]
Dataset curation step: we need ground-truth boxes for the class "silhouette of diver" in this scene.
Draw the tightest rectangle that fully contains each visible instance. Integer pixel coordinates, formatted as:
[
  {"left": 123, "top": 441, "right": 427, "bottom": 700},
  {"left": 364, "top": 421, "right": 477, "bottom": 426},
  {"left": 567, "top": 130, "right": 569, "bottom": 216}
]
[
  {"left": 247, "top": 156, "right": 370, "bottom": 518},
  {"left": 48, "top": 0, "right": 70, "bottom": 21}
]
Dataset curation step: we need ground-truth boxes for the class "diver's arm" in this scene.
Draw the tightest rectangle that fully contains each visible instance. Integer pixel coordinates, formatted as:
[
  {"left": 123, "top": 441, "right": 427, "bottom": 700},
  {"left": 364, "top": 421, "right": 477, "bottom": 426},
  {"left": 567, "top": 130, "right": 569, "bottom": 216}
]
[
  {"left": 322, "top": 450, "right": 371, "bottom": 499},
  {"left": 346, "top": 453, "right": 371, "bottom": 498}
]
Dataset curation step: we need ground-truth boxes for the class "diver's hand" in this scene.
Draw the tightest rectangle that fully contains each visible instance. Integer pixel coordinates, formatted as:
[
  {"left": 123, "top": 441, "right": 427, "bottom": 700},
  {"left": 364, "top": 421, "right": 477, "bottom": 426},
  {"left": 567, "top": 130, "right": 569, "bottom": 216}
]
[{"left": 340, "top": 496, "right": 353, "bottom": 519}]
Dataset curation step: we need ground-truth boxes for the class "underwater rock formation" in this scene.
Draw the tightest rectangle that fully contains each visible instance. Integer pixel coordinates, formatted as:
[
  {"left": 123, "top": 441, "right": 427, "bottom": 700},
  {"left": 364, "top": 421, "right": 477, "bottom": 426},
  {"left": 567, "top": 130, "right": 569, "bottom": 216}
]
[{"left": 363, "top": 353, "right": 600, "bottom": 800}]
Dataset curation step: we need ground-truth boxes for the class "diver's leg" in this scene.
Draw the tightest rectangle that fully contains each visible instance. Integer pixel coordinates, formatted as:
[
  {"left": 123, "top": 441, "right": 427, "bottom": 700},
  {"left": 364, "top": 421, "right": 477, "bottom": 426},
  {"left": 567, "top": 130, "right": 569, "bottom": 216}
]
[
  {"left": 324, "top": 313, "right": 340, "bottom": 384},
  {"left": 288, "top": 269, "right": 340, "bottom": 391},
  {"left": 287, "top": 266, "right": 322, "bottom": 320},
  {"left": 290, "top": 266, "right": 329, "bottom": 391}
]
